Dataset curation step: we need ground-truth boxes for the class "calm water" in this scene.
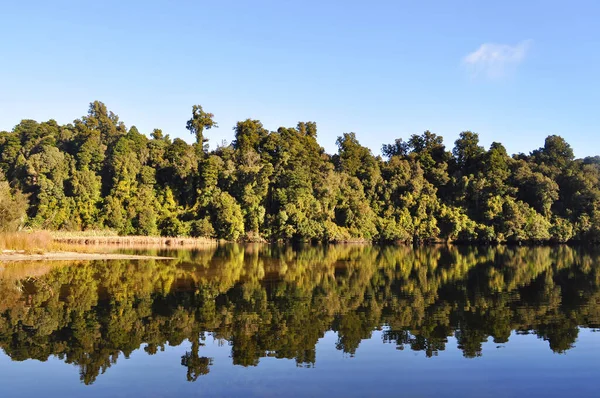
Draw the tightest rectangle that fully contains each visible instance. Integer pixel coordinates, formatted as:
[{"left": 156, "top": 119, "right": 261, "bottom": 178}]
[{"left": 0, "top": 244, "right": 599, "bottom": 397}]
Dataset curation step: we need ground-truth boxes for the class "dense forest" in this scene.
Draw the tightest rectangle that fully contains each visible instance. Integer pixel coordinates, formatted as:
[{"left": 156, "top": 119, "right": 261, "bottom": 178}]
[
  {"left": 1, "top": 245, "right": 599, "bottom": 384},
  {"left": 2, "top": 101, "right": 600, "bottom": 243}
]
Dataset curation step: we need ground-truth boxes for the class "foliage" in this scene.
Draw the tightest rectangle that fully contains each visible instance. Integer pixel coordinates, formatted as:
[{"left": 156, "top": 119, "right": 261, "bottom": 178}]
[
  {"left": 0, "top": 101, "right": 597, "bottom": 243},
  {"left": 0, "top": 173, "right": 28, "bottom": 232}
]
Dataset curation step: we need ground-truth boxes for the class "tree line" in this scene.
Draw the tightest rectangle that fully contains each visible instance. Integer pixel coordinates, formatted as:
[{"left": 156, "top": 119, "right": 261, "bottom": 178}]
[
  {"left": 1, "top": 245, "right": 598, "bottom": 383},
  {"left": 1, "top": 101, "right": 599, "bottom": 243}
]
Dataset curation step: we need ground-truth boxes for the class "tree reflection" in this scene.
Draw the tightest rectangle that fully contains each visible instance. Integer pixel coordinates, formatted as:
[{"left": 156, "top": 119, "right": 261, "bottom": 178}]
[
  {"left": 0, "top": 244, "right": 599, "bottom": 384},
  {"left": 181, "top": 335, "right": 212, "bottom": 381}
]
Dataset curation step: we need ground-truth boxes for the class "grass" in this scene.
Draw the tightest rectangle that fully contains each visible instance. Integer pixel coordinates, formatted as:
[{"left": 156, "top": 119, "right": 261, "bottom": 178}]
[
  {"left": 0, "top": 231, "right": 94, "bottom": 253},
  {"left": 51, "top": 231, "right": 217, "bottom": 246},
  {"left": 0, "top": 231, "right": 55, "bottom": 253},
  {"left": 51, "top": 229, "right": 121, "bottom": 238},
  {"left": 0, "top": 230, "right": 217, "bottom": 256}
]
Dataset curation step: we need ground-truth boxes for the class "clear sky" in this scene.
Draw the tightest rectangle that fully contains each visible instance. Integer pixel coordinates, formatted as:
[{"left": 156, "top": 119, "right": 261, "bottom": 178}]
[{"left": 1, "top": 0, "right": 598, "bottom": 157}]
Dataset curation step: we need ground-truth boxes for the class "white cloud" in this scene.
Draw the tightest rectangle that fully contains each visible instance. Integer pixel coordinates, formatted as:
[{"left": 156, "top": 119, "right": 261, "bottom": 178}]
[{"left": 463, "top": 40, "right": 532, "bottom": 79}]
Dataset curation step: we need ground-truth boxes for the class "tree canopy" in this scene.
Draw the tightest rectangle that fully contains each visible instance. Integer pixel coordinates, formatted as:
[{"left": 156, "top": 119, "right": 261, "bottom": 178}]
[{"left": 0, "top": 101, "right": 598, "bottom": 243}]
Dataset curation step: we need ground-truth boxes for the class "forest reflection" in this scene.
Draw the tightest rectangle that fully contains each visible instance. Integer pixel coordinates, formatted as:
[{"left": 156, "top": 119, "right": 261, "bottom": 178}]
[{"left": 1, "top": 244, "right": 599, "bottom": 385}]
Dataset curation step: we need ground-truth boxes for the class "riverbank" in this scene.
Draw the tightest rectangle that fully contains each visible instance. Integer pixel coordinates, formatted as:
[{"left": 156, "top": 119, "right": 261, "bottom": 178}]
[
  {"left": 0, "top": 250, "right": 174, "bottom": 262},
  {"left": 0, "top": 231, "right": 217, "bottom": 261},
  {"left": 51, "top": 233, "right": 218, "bottom": 247}
]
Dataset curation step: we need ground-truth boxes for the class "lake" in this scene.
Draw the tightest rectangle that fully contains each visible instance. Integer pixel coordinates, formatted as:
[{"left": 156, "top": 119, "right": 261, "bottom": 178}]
[{"left": 0, "top": 244, "right": 599, "bottom": 397}]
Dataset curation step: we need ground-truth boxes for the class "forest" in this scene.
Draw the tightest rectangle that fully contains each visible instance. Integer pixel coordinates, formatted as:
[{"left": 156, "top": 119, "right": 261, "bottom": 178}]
[
  {"left": 1, "top": 101, "right": 600, "bottom": 243},
  {"left": 1, "top": 244, "right": 599, "bottom": 384}
]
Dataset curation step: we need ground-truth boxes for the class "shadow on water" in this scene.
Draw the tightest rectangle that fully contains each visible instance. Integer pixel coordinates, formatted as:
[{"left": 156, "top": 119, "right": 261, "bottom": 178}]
[{"left": 0, "top": 244, "right": 599, "bottom": 384}]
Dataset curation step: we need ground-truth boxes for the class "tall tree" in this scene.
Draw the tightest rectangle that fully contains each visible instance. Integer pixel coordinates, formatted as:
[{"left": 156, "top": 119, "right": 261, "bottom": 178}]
[{"left": 186, "top": 105, "right": 217, "bottom": 153}]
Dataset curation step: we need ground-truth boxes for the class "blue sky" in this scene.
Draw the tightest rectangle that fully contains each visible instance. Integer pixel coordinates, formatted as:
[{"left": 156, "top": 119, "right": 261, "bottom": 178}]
[{"left": 1, "top": 0, "right": 598, "bottom": 157}]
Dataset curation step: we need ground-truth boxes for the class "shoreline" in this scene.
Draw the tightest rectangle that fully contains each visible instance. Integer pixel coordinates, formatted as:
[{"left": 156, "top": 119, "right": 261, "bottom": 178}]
[
  {"left": 0, "top": 250, "right": 175, "bottom": 262},
  {"left": 51, "top": 234, "right": 218, "bottom": 246}
]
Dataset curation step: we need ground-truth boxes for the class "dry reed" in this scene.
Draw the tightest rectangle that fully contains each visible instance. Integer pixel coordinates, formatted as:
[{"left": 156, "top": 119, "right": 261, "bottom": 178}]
[
  {"left": 51, "top": 233, "right": 217, "bottom": 247},
  {"left": 0, "top": 231, "right": 54, "bottom": 253},
  {"left": 0, "top": 230, "right": 217, "bottom": 254}
]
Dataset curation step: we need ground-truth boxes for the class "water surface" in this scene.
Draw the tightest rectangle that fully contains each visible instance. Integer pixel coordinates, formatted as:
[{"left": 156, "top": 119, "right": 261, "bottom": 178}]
[{"left": 0, "top": 245, "right": 599, "bottom": 397}]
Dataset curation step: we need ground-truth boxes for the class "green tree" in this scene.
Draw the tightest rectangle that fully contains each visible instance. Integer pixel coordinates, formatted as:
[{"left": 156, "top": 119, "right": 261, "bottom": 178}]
[
  {"left": 210, "top": 191, "right": 244, "bottom": 240},
  {"left": 186, "top": 105, "right": 217, "bottom": 152},
  {"left": 0, "top": 173, "right": 28, "bottom": 231}
]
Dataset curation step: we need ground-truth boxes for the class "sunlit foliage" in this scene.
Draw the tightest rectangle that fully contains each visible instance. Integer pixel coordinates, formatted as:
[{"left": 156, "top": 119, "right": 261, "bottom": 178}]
[{"left": 1, "top": 102, "right": 598, "bottom": 242}]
